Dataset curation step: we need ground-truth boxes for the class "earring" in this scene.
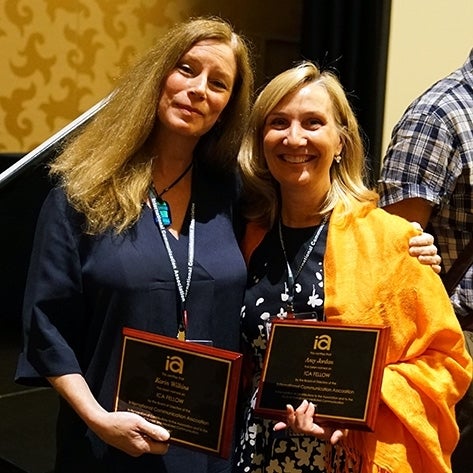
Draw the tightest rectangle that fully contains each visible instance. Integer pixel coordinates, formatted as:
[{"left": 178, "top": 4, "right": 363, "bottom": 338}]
[{"left": 334, "top": 155, "right": 342, "bottom": 163}]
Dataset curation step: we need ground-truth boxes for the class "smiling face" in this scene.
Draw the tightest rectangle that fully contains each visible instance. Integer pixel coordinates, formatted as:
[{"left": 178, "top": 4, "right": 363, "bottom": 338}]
[
  {"left": 263, "top": 82, "right": 343, "bottom": 197},
  {"left": 157, "top": 39, "right": 237, "bottom": 142}
]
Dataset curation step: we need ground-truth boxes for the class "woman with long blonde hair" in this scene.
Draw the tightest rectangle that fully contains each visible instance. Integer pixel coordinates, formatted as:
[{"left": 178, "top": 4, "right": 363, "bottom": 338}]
[{"left": 16, "top": 16, "right": 253, "bottom": 473}]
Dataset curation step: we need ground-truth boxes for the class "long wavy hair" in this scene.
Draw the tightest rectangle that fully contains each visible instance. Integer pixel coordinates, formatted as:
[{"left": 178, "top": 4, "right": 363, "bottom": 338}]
[
  {"left": 238, "top": 61, "right": 377, "bottom": 229},
  {"left": 50, "top": 16, "right": 254, "bottom": 234}
]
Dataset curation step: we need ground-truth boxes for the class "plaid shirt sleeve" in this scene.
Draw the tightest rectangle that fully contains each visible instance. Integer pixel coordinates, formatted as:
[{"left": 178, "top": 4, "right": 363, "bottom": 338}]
[{"left": 379, "top": 107, "right": 462, "bottom": 209}]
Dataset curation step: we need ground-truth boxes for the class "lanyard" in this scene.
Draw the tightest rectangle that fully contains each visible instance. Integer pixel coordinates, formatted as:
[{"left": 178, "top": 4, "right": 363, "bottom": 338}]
[
  {"left": 278, "top": 213, "right": 329, "bottom": 315},
  {"left": 149, "top": 187, "right": 195, "bottom": 340}
]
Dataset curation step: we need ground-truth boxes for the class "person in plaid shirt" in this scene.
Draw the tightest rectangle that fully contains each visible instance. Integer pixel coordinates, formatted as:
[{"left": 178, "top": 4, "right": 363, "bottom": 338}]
[{"left": 378, "top": 47, "right": 473, "bottom": 473}]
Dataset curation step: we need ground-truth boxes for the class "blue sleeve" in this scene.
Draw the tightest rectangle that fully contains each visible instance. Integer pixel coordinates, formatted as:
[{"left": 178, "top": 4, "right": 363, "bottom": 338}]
[{"left": 16, "top": 188, "right": 85, "bottom": 386}]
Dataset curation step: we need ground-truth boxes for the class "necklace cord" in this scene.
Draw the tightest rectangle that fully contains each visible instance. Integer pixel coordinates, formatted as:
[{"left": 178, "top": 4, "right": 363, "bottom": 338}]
[
  {"left": 154, "top": 160, "right": 193, "bottom": 198},
  {"left": 149, "top": 160, "right": 193, "bottom": 227}
]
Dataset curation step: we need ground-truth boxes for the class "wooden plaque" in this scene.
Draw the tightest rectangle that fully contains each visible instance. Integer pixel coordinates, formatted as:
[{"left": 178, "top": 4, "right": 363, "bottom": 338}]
[
  {"left": 255, "top": 319, "right": 389, "bottom": 431},
  {"left": 114, "top": 327, "right": 242, "bottom": 458}
]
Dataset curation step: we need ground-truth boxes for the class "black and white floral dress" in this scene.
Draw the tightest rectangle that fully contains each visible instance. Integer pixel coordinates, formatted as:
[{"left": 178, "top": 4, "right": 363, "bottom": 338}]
[{"left": 235, "top": 222, "right": 357, "bottom": 473}]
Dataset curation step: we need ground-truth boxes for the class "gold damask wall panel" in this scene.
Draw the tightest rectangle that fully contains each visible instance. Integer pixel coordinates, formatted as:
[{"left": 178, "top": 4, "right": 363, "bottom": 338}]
[
  {"left": 0, "top": 0, "right": 302, "bottom": 153},
  {"left": 0, "top": 0, "right": 194, "bottom": 152}
]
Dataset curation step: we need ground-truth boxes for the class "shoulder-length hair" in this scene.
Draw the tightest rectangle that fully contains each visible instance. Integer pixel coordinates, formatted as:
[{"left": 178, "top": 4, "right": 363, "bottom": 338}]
[
  {"left": 50, "top": 16, "right": 254, "bottom": 234},
  {"left": 238, "top": 61, "right": 377, "bottom": 229}
]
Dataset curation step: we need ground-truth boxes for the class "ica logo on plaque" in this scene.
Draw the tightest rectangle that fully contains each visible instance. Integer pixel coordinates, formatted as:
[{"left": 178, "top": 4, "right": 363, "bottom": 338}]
[
  {"left": 165, "top": 355, "right": 184, "bottom": 374},
  {"left": 313, "top": 334, "right": 331, "bottom": 351}
]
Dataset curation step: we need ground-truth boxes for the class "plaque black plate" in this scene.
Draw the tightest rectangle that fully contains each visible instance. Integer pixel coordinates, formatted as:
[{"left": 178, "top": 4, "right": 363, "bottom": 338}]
[
  {"left": 255, "top": 320, "right": 389, "bottom": 431},
  {"left": 115, "top": 327, "right": 242, "bottom": 458}
]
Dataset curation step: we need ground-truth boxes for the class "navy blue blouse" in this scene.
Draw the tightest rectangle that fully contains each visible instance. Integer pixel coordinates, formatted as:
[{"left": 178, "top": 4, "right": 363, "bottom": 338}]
[{"left": 16, "top": 167, "right": 247, "bottom": 473}]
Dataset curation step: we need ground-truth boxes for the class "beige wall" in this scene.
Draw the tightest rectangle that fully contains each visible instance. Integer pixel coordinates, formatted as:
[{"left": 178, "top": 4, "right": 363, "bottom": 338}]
[
  {"left": 382, "top": 0, "right": 473, "bottom": 165},
  {"left": 0, "top": 0, "right": 301, "bottom": 153}
]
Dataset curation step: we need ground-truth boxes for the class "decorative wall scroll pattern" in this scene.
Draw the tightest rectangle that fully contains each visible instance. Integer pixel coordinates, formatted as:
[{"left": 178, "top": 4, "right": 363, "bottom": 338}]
[{"left": 0, "top": 0, "right": 181, "bottom": 152}]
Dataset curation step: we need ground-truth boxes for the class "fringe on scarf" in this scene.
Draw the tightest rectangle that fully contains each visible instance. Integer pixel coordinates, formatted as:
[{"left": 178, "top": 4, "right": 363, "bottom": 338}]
[{"left": 330, "top": 432, "right": 393, "bottom": 473}]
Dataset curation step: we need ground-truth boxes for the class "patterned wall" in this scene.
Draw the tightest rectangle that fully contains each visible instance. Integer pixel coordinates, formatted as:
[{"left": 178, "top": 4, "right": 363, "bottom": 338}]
[
  {"left": 0, "top": 0, "right": 191, "bottom": 152},
  {"left": 0, "top": 0, "right": 302, "bottom": 154}
]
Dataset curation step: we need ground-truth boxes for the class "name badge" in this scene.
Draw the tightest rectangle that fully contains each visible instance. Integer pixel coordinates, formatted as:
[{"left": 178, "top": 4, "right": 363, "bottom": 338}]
[{"left": 186, "top": 339, "right": 214, "bottom": 346}]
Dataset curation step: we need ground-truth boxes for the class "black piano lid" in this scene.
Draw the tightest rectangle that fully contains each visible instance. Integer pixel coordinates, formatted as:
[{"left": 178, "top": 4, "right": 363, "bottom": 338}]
[
  {"left": 0, "top": 96, "right": 109, "bottom": 322},
  {"left": 0, "top": 96, "right": 110, "bottom": 191}
]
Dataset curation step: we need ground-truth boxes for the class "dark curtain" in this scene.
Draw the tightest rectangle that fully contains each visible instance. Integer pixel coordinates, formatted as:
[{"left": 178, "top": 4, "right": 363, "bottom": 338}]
[{"left": 300, "top": 0, "right": 391, "bottom": 185}]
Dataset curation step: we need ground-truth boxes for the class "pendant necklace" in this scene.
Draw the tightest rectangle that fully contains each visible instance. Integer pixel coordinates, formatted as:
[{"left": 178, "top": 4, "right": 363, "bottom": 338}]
[
  {"left": 278, "top": 213, "right": 329, "bottom": 316},
  {"left": 150, "top": 160, "right": 193, "bottom": 227}
]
